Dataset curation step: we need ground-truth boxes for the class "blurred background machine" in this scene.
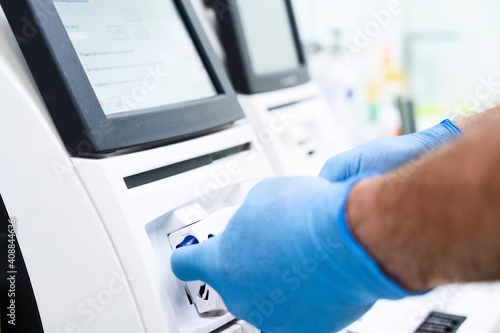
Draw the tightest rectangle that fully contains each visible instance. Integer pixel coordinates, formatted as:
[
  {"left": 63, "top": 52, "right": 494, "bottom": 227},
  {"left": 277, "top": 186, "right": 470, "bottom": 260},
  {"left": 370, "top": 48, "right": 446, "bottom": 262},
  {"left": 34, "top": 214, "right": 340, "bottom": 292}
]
[{"left": 193, "top": 0, "right": 348, "bottom": 176}]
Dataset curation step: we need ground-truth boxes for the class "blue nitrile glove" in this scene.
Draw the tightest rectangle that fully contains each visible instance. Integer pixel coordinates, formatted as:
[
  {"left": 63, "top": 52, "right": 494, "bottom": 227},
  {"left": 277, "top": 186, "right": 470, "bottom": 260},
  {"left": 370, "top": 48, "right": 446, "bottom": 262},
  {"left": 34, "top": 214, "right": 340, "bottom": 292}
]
[
  {"left": 319, "top": 119, "right": 462, "bottom": 182},
  {"left": 171, "top": 176, "right": 412, "bottom": 333}
]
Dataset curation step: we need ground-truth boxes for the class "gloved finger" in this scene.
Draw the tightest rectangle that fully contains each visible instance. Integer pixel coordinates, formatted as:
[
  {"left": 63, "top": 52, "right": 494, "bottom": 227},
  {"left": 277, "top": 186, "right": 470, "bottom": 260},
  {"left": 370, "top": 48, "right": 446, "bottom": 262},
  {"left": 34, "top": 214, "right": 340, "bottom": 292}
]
[
  {"left": 318, "top": 152, "right": 357, "bottom": 182},
  {"left": 170, "top": 237, "right": 219, "bottom": 284},
  {"left": 319, "top": 120, "right": 463, "bottom": 183}
]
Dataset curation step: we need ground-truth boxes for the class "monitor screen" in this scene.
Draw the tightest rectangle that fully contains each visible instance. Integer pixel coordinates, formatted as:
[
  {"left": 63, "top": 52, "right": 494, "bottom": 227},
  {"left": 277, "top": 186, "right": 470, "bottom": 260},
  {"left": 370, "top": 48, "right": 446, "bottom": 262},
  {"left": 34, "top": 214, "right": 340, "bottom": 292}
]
[
  {"left": 53, "top": 0, "right": 217, "bottom": 115},
  {"left": 238, "top": 0, "right": 300, "bottom": 76}
]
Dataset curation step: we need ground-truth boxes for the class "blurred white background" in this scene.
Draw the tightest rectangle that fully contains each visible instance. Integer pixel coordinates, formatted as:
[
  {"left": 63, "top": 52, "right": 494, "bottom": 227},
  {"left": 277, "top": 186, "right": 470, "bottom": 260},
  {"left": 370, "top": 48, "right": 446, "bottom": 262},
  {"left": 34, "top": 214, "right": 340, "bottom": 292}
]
[{"left": 292, "top": 0, "right": 500, "bottom": 143}]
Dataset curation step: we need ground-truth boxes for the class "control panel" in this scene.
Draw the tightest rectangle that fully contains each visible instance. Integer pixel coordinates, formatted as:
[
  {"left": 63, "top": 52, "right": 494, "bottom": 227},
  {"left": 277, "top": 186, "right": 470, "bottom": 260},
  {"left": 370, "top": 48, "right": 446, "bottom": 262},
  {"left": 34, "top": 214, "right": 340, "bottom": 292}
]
[{"left": 168, "top": 208, "right": 236, "bottom": 314}]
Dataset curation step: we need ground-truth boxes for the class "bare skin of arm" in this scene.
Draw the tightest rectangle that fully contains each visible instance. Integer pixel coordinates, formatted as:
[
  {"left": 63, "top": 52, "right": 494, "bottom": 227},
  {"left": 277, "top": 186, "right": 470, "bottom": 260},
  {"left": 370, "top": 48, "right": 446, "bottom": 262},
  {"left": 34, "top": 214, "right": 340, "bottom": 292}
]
[
  {"left": 453, "top": 106, "right": 500, "bottom": 134},
  {"left": 347, "top": 108, "right": 500, "bottom": 292}
]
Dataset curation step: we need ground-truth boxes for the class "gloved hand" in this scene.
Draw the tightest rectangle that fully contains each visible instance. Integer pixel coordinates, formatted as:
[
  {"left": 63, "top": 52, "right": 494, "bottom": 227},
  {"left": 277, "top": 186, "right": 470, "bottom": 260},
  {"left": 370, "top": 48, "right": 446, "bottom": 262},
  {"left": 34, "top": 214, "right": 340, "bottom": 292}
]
[
  {"left": 171, "top": 176, "right": 411, "bottom": 333},
  {"left": 319, "top": 119, "right": 462, "bottom": 182}
]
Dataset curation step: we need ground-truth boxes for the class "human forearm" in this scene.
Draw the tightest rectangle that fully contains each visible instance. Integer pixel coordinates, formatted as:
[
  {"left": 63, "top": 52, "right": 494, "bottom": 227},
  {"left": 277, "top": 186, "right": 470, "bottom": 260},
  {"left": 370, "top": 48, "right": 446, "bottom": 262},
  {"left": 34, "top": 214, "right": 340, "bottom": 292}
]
[{"left": 347, "top": 116, "right": 500, "bottom": 292}]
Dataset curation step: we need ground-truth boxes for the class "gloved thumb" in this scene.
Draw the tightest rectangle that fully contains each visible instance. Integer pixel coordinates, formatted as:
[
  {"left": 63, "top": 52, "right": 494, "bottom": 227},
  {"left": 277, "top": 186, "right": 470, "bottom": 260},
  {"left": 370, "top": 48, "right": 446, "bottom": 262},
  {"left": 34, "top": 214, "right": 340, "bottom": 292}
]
[{"left": 170, "top": 236, "right": 219, "bottom": 284}]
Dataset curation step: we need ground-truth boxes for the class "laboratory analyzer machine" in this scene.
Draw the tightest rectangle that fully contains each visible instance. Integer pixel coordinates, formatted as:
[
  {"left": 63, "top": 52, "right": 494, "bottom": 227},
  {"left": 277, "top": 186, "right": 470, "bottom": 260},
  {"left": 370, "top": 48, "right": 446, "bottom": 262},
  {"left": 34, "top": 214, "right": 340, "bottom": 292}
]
[{"left": 0, "top": 0, "right": 273, "bottom": 331}]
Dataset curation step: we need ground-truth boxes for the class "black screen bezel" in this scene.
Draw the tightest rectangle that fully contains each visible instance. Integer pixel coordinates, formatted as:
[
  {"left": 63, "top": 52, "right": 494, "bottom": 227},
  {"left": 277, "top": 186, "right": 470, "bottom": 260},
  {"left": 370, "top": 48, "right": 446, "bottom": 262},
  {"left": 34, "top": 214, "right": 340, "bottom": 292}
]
[
  {"left": 0, "top": 0, "right": 244, "bottom": 155},
  {"left": 214, "top": 0, "right": 310, "bottom": 95}
]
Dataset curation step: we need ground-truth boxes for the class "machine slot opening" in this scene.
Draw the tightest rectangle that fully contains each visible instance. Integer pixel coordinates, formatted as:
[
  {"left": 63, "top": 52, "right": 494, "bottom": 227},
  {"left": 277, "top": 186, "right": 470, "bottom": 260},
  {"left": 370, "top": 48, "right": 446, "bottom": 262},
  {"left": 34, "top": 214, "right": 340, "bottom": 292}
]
[
  {"left": 267, "top": 96, "right": 315, "bottom": 112},
  {"left": 124, "top": 143, "right": 251, "bottom": 189}
]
